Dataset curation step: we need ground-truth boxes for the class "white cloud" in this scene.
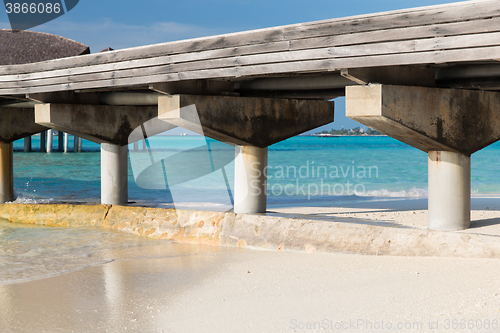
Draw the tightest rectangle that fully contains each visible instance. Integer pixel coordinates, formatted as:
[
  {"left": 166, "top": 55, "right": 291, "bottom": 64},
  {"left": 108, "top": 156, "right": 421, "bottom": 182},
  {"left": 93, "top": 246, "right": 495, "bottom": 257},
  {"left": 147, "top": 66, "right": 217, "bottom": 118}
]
[{"left": 30, "top": 18, "right": 227, "bottom": 52}]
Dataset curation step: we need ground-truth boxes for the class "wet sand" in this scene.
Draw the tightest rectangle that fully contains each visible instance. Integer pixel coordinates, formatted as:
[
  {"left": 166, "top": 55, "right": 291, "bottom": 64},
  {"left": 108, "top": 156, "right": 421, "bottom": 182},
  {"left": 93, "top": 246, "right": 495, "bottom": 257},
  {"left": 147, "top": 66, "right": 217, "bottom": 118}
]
[
  {"left": 2, "top": 197, "right": 500, "bottom": 332},
  {"left": 1, "top": 240, "right": 500, "bottom": 333},
  {"left": 269, "top": 196, "right": 500, "bottom": 235}
]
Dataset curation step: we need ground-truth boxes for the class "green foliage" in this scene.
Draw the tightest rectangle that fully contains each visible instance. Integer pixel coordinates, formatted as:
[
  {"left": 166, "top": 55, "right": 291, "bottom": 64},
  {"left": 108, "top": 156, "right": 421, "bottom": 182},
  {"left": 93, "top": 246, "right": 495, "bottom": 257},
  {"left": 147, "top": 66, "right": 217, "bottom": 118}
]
[{"left": 315, "top": 127, "right": 383, "bottom": 136}]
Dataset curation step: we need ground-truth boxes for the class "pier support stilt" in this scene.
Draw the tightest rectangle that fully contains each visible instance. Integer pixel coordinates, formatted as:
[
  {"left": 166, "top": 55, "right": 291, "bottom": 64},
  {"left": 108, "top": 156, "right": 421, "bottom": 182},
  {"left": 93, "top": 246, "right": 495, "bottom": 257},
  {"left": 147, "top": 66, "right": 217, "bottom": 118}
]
[
  {"left": 73, "top": 136, "right": 81, "bottom": 152},
  {"left": 101, "top": 143, "right": 128, "bottom": 205},
  {"left": 40, "top": 131, "right": 46, "bottom": 152},
  {"left": 133, "top": 141, "right": 138, "bottom": 152},
  {"left": 46, "top": 129, "right": 53, "bottom": 153},
  {"left": 234, "top": 146, "right": 268, "bottom": 214},
  {"left": 345, "top": 84, "right": 499, "bottom": 230},
  {"left": 142, "top": 140, "right": 147, "bottom": 150},
  {"left": 64, "top": 133, "right": 68, "bottom": 153},
  {"left": 24, "top": 136, "right": 31, "bottom": 152},
  {"left": 0, "top": 142, "right": 13, "bottom": 203},
  {"left": 58, "top": 131, "right": 64, "bottom": 152},
  {"left": 428, "top": 151, "right": 470, "bottom": 230}
]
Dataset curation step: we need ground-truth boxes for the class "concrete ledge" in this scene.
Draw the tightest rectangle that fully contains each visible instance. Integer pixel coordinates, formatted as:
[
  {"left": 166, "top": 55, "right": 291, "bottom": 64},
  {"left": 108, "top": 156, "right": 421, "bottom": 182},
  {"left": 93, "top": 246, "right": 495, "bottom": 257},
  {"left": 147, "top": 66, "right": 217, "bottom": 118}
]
[
  {"left": 35, "top": 103, "right": 160, "bottom": 145},
  {"left": 346, "top": 84, "right": 500, "bottom": 155},
  {"left": 1, "top": 204, "right": 500, "bottom": 258},
  {"left": 159, "top": 95, "right": 334, "bottom": 147},
  {"left": 0, "top": 108, "right": 47, "bottom": 142}
]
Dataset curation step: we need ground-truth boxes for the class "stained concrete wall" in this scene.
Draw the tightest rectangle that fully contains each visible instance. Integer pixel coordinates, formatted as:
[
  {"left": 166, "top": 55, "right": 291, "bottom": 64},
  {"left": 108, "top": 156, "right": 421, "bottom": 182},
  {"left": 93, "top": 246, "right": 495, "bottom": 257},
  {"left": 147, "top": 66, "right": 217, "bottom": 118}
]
[
  {"left": 35, "top": 104, "right": 166, "bottom": 145},
  {"left": 2, "top": 204, "right": 500, "bottom": 258},
  {"left": 346, "top": 84, "right": 500, "bottom": 155},
  {"left": 0, "top": 108, "right": 47, "bottom": 142},
  {"left": 159, "top": 95, "right": 334, "bottom": 147}
]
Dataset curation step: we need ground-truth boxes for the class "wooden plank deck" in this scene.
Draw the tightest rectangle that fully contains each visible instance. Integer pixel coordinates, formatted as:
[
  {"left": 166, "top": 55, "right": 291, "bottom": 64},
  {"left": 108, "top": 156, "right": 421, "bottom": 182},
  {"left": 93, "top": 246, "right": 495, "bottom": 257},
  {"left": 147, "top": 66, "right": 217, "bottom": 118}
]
[{"left": 1, "top": 0, "right": 500, "bottom": 95}]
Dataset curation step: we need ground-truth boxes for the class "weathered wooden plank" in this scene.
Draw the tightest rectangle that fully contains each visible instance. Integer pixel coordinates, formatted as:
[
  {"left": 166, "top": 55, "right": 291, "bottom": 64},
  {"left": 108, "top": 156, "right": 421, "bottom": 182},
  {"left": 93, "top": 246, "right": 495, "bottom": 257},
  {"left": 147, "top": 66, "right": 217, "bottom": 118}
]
[
  {"left": 139, "top": 44, "right": 500, "bottom": 82},
  {"left": 0, "top": 41, "right": 291, "bottom": 83},
  {"left": 4, "top": 31, "right": 500, "bottom": 90},
  {"left": 0, "top": 0, "right": 497, "bottom": 76},
  {"left": 3, "top": 14, "right": 500, "bottom": 84},
  {"left": 0, "top": 27, "right": 287, "bottom": 75},
  {"left": 2, "top": 41, "right": 500, "bottom": 95},
  {"left": 283, "top": 0, "right": 500, "bottom": 40},
  {"left": 2, "top": 22, "right": 497, "bottom": 87},
  {"left": 0, "top": 73, "right": 181, "bottom": 95},
  {"left": 190, "top": 45, "right": 500, "bottom": 79},
  {"left": 290, "top": 17, "right": 500, "bottom": 51}
]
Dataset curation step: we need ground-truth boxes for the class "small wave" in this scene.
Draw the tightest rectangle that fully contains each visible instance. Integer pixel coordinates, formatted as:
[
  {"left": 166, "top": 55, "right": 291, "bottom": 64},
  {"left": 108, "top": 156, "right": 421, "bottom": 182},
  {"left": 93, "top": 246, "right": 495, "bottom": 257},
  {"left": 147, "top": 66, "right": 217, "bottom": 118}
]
[
  {"left": 360, "top": 187, "right": 428, "bottom": 198},
  {"left": 8, "top": 197, "right": 55, "bottom": 204},
  {"left": 0, "top": 259, "right": 114, "bottom": 285},
  {"left": 175, "top": 202, "right": 229, "bottom": 207}
]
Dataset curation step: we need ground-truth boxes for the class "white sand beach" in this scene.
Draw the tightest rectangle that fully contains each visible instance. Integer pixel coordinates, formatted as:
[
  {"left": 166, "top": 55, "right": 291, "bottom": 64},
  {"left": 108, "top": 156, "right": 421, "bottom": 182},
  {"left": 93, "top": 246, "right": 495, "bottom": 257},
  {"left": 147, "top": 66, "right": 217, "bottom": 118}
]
[
  {"left": 1, "top": 242, "right": 500, "bottom": 333},
  {"left": 1, "top": 197, "right": 500, "bottom": 332}
]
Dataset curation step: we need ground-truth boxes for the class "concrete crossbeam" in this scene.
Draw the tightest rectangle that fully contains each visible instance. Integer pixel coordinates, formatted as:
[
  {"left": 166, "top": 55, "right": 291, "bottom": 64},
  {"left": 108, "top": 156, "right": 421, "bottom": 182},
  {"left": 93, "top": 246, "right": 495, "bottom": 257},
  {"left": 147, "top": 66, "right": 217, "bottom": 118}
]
[
  {"left": 159, "top": 94, "right": 332, "bottom": 214},
  {"left": 34, "top": 104, "right": 166, "bottom": 146},
  {"left": 0, "top": 108, "right": 47, "bottom": 142},
  {"left": 346, "top": 84, "right": 500, "bottom": 230},
  {"left": 34, "top": 103, "right": 174, "bottom": 205},
  {"left": 0, "top": 108, "right": 47, "bottom": 203},
  {"left": 346, "top": 84, "right": 500, "bottom": 155},
  {"left": 158, "top": 95, "right": 334, "bottom": 147}
]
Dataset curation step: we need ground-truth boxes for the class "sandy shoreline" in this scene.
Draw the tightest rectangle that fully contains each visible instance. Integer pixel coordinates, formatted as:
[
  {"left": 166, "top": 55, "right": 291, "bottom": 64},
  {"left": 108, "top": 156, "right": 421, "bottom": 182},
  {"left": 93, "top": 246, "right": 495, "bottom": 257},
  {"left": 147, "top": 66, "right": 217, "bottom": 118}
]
[
  {"left": 1, "top": 243, "right": 500, "bottom": 333},
  {"left": 1, "top": 197, "right": 500, "bottom": 332},
  {"left": 2, "top": 197, "right": 500, "bottom": 257}
]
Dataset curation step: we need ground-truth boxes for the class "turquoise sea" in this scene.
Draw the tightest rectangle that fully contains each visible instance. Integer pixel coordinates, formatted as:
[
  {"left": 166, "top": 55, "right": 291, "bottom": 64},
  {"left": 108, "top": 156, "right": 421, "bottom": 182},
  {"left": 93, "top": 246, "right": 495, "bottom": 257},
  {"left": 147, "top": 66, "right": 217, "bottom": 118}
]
[
  {"left": 10, "top": 134, "right": 500, "bottom": 209},
  {"left": 3, "top": 134, "right": 500, "bottom": 284}
]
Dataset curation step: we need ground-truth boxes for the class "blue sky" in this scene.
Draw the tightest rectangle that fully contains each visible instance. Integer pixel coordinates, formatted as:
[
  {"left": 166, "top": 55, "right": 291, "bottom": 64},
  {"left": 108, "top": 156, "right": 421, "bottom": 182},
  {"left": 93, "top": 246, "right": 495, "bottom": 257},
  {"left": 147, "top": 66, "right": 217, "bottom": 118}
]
[{"left": 1, "top": 0, "right": 463, "bottom": 132}]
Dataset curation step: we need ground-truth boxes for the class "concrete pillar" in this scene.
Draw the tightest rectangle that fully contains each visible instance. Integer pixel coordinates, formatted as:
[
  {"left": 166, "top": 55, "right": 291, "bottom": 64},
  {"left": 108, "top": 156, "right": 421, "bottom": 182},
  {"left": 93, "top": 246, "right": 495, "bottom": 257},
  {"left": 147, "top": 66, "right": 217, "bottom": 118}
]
[
  {"left": 346, "top": 84, "right": 500, "bottom": 230},
  {"left": 23, "top": 136, "right": 31, "bottom": 152},
  {"left": 58, "top": 131, "right": 64, "bottom": 151},
  {"left": 78, "top": 137, "right": 82, "bottom": 152},
  {"left": 0, "top": 142, "right": 13, "bottom": 203},
  {"left": 40, "top": 131, "right": 46, "bottom": 152},
  {"left": 73, "top": 136, "right": 79, "bottom": 152},
  {"left": 101, "top": 143, "right": 128, "bottom": 205},
  {"left": 133, "top": 141, "right": 138, "bottom": 151},
  {"left": 428, "top": 151, "right": 471, "bottom": 230},
  {"left": 64, "top": 133, "right": 68, "bottom": 153},
  {"left": 159, "top": 95, "right": 334, "bottom": 147},
  {"left": 234, "top": 146, "right": 268, "bottom": 214},
  {"left": 46, "top": 129, "right": 53, "bottom": 153},
  {"left": 142, "top": 140, "right": 147, "bottom": 150}
]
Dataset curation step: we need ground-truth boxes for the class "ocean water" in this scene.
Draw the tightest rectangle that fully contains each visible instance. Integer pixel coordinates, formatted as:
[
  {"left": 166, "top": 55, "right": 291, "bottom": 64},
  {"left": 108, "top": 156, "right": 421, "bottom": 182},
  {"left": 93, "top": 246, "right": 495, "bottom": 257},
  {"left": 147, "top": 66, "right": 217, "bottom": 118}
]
[
  {"left": 4, "top": 135, "right": 500, "bottom": 284},
  {"left": 11, "top": 135, "right": 500, "bottom": 209}
]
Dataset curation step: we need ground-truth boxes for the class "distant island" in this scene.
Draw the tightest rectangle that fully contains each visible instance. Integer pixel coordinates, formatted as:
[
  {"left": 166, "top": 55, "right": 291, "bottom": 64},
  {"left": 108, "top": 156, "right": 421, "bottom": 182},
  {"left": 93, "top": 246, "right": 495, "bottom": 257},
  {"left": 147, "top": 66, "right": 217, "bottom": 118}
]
[{"left": 313, "top": 127, "right": 384, "bottom": 137}]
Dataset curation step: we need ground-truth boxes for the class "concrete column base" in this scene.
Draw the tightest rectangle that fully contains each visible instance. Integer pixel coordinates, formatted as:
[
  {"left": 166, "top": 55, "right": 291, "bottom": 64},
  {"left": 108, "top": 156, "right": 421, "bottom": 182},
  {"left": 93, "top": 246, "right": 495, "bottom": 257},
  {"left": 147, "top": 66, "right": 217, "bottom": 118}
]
[
  {"left": 58, "top": 131, "right": 64, "bottom": 152},
  {"left": 73, "top": 136, "right": 82, "bottom": 152},
  {"left": 0, "top": 142, "right": 13, "bottom": 203},
  {"left": 428, "top": 151, "right": 471, "bottom": 230},
  {"left": 46, "top": 129, "right": 53, "bottom": 153},
  {"left": 234, "top": 146, "right": 268, "bottom": 214},
  {"left": 40, "top": 131, "right": 46, "bottom": 152},
  {"left": 24, "top": 137, "right": 31, "bottom": 152},
  {"left": 101, "top": 143, "right": 128, "bottom": 205},
  {"left": 64, "top": 133, "right": 68, "bottom": 153}
]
